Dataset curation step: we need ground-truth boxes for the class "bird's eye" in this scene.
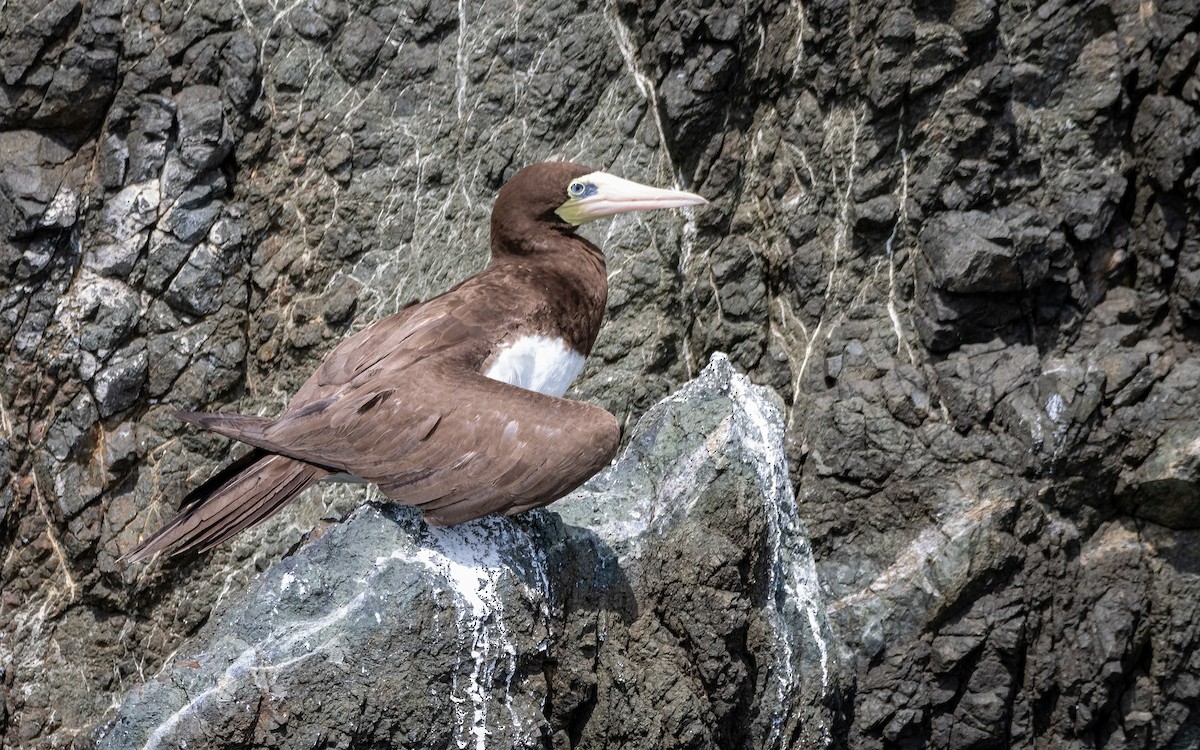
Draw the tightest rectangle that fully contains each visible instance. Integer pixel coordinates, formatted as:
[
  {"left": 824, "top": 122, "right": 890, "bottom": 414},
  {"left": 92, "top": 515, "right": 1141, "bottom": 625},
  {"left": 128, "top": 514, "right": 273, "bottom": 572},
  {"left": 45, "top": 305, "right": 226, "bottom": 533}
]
[{"left": 568, "top": 181, "right": 587, "bottom": 197}]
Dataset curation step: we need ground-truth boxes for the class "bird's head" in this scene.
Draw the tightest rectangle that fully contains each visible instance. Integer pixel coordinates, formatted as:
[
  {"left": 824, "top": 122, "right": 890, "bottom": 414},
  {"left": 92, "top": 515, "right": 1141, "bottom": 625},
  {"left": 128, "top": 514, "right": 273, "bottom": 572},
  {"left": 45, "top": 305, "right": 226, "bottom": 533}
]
[{"left": 492, "top": 161, "right": 708, "bottom": 251}]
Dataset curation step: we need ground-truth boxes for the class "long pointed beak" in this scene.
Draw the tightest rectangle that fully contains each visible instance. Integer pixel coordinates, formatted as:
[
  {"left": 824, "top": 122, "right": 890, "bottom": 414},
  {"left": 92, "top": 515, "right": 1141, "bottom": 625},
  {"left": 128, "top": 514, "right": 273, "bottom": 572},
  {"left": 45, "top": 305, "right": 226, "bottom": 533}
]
[{"left": 556, "top": 171, "right": 708, "bottom": 225}]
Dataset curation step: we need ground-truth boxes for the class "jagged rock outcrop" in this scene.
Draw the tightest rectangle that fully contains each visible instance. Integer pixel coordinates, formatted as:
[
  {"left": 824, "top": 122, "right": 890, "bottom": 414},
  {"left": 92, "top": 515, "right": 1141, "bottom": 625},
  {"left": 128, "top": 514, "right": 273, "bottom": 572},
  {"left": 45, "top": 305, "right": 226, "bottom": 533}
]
[
  {"left": 3, "top": 0, "right": 1199, "bottom": 748},
  {"left": 96, "top": 356, "right": 836, "bottom": 750}
]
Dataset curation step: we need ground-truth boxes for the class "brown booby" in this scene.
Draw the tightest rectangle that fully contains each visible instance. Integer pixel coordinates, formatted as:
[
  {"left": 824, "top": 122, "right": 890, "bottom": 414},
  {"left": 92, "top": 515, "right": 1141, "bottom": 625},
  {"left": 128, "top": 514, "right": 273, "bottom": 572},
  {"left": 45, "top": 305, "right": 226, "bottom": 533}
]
[{"left": 124, "top": 162, "right": 707, "bottom": 561}]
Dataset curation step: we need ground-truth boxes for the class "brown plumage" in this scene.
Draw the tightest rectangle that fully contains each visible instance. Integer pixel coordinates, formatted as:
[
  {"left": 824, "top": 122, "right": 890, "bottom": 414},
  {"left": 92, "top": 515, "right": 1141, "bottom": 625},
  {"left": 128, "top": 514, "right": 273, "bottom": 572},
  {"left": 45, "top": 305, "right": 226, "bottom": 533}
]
[{"left": 124, "top": 161, "right": 706, "bottom": 561}]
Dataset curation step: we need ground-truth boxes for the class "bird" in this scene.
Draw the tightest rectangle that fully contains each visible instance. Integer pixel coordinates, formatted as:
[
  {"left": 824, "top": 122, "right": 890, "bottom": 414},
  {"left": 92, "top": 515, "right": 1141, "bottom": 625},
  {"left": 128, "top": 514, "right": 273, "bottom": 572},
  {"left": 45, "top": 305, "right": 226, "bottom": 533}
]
[{"left": 123, "top": 161, "right": 708, "bottom": 561}]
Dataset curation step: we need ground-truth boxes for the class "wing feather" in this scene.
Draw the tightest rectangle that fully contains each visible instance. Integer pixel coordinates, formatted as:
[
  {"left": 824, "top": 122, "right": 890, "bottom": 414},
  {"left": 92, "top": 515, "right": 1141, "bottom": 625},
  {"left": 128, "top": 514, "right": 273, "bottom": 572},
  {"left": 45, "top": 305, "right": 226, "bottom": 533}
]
[{"left": 258, "top": 362, "right": 619, "bottom": 523}]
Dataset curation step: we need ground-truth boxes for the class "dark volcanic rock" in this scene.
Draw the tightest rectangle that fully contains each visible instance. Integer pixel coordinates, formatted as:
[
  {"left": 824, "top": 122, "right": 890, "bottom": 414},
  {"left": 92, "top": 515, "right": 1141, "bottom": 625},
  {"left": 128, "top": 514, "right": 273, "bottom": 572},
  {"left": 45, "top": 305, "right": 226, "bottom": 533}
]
[{"left": 4, "top": 0, "right": 1200, "bottom": 748}]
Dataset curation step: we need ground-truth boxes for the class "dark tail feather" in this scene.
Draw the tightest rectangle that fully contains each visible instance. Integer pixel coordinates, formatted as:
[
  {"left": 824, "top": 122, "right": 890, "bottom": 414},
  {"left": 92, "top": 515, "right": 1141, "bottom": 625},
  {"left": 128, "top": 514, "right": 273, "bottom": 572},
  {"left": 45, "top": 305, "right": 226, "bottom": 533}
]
[
  {"left": 122, "top": 452, "right": 330, "bottom": 562},
  {"left": 173, "top": 410, "right": 273, "bottom": 443},
  {"left": 174, "top": 447, "right": 270, "bottom": 510}
]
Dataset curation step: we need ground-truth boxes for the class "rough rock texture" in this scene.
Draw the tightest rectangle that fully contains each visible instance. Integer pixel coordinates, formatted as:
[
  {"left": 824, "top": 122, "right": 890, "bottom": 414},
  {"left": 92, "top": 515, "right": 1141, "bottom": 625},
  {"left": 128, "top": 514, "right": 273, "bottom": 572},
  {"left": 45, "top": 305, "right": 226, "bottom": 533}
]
[
  {"left": 2, "top": 0, "right": 1200, "bottom": 748},
  {"left": 96, "top": 356, "right": 836, "bottom": 750}
]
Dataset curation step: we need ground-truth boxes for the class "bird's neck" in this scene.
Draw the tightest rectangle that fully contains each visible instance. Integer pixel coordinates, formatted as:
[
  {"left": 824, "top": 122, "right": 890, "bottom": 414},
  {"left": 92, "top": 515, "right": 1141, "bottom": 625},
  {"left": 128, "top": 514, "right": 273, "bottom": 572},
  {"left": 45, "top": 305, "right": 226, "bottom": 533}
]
[{"left": 489, "top": 231, "right": 608, "bottom": 356}]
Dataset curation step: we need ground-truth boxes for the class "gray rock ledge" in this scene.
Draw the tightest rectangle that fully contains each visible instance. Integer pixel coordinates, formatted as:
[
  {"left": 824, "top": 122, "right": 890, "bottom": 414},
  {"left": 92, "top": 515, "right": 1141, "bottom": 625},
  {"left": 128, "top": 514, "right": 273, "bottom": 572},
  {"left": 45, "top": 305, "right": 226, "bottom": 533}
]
[{"left": 96, "top": 354, "right": 837, "bottom": 750}]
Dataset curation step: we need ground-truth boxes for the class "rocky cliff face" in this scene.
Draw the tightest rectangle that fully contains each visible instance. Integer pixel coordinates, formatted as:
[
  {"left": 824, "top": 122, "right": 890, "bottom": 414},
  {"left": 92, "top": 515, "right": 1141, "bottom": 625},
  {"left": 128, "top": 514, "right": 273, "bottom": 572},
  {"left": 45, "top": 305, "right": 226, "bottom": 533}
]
[{"left": 2, "top": 0, "right": 1198, "bottom": 748}]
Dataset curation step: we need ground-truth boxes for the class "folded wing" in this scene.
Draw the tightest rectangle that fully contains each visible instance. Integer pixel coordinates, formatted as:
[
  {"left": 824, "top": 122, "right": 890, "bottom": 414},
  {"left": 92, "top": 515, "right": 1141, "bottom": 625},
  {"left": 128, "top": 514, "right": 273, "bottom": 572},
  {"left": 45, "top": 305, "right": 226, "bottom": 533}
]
[{"left": 188, "top": 361, "right": 620, "bottom": 525}]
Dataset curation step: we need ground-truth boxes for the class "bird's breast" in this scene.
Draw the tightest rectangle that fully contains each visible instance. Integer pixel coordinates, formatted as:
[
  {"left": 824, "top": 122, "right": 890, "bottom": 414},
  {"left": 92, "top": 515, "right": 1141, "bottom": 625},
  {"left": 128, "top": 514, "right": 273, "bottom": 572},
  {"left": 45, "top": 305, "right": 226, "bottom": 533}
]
[{"left": 482, "top": 335, "right": 586, "bottom": 397}]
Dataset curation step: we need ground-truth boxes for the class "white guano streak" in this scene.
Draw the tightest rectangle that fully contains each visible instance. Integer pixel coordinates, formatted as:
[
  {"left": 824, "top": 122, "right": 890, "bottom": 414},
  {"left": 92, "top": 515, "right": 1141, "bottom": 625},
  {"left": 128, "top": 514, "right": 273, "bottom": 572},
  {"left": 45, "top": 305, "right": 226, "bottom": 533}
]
[
  {"left": 727, "top": 360, "right": 832, "bottom": 749},
  {"left": 385, "top": 520, "right": 551, "bottom": 750}
]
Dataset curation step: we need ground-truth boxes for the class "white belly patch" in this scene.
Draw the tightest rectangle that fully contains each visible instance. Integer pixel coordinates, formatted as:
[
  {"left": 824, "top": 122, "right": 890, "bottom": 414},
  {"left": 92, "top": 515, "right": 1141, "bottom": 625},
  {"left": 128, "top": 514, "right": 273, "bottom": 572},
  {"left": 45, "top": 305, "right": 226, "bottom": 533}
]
[{"left": 483, "top": 335, "right": 586, "bottom": 397}]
